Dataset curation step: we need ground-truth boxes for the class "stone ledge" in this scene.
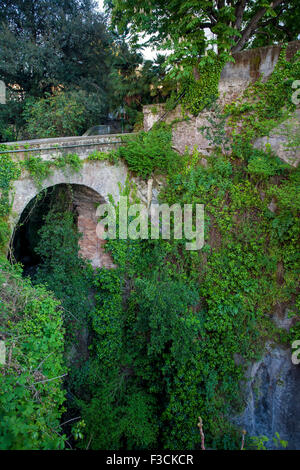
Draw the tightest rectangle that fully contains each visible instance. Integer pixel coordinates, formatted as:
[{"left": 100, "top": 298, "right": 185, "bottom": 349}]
[{"left": 4, "top": 133, "right": 134, "bottom": 148}]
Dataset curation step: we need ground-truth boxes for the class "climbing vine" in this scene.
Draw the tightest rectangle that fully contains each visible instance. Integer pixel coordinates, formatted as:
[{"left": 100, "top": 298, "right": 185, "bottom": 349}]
[
  {"left": 166, "top": 50, "right": 228, "bottom": 116},
  {"left": 0, "top": 257, "right": 66, "bottom": 450},
  {"left": 0, "top": 148, "right": 21, "bottom": 252},
  {"left": 0, "top": 44, "right": 300, "bottom": 450},
  {"left": 82, "top": 139, "right": 299, "bottom": 449},
  {"left": 75, "top": 49, "right": 300, "bottom": 449},
  {"left": 226, "top": 46, "right": 300, "bottom": 142},
  {"left": 0, "top": 149, "right": 88, "bottom": 450}
]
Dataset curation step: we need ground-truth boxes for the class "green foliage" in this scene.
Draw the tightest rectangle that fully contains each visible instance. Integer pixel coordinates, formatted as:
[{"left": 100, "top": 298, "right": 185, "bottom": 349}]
[
  {"left": 116, "top": 124, "right": 183, "bottom": 178},
  {"left": 0, "top": 1, "right": 173, "bottom": 141},
  {"left": 199, "top": 102, "right": 231, "bottom": 152},
  {"left": 23, "top": 91, "right": 106, "bottom": 139},
  {"left": 88, "top": 150, "right": 119, "bottom": 164},
  {"left": 107, "top": 1, "right": 299, "bottom": 119},
  {"left": 246, "top": 146, "right": 288, "bottom": 180},
  {"left": 0, "top": 0, "right": 117, "bottom": 141},
  {"left": 171, "top": 51, "right": 225, "bottom": 116},
  {"left": 226, "top": 48, "right": 300, "bottom": 142},
  {"left": 108, "top": 1, "right": 295, "bottom": 62},
  {"left": 279, "top": 118, "right": 300, "bottom": 151},
  {"left": 80, "top": 107, "right": 299, "bottom": 449},
  {"left": 109, "top": 46, "right": 172, "bottom": 129},
  {"left": 88, "top": 126, "right": 183, "bottom": 179},
  {"left": 21, "top": 152, "right": 82, "bottom": 189},
  {"left": 110, "top": 1, "right": 285, "bottom": 118},
  {"left": 0, "top": 257, "right": 66, "bottom": 450},
  {"left": 33, "top": 187, "right": 94, "bottom": 331},
  {"left": 249, "top": 433, "right": 288, "bottom": 450},
  {"left": 272, "top": 432, "right": 288, "bottom": 449},
  {"left": 1, "top": 38, "right": 300, "bottom": 450},
  {"left": 0, "top": 151, "right": 21, "bottom": 252},
  {"left": 22, "top": 155, "right": 53, "bottom": 188},
  {"left": 0, "top": 152, "right": 21, "bottom": 216},
  {"left": 82, "top": 233, "right": 202, "bottom": 449},
  {"left": 53, "top": 153, "right": 83, "bottom": 173},
  {"left": 0, "top": 91, "right": 26, "bottom": 142},
  {"left": 72, "top": 419, "right": 86, "bottom": 442},
  {"left": 250, "top": 435, "right": 269, "bottom": 450},
  {"left": 0, "top": 1, "right": 113, "bottom": 98}
]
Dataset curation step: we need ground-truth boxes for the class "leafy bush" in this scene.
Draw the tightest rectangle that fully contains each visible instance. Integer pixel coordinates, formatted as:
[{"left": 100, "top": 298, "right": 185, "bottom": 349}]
[
  {"left": 23, "top": 90, "right": 107, "bottom": 139},
  {"left": 117, "top": 124, "right": 183, "bottom": 179},
  {"left": 33, "top": 187, "right": 94, "bottom": 331},
  {"left": 0, "top": 258, "right": 66, "bottom": 450}
]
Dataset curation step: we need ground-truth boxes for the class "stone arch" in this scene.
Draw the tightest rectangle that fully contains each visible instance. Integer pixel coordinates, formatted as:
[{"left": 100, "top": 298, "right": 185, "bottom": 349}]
[
  {"left": 10, "top": 160, "right": 128, "bottom": 268},
  {"left": 11, "top": 159, "right": 128, "bottom": 223}
]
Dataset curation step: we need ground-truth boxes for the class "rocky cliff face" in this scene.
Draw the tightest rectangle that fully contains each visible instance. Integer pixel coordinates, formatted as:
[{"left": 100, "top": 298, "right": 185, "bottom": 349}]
[{"left": 234, "top": 343, "right": 300, "bottom": 449}]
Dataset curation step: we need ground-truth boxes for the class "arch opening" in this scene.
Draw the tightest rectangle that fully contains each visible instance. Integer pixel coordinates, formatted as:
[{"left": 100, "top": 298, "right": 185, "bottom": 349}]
[{"left": 10, "top": 183, "right": 111, "bottom": 275}]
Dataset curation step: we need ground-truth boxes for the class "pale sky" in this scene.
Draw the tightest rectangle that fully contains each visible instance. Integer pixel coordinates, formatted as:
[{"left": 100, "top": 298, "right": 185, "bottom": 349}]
[
  {"left": 96, "top": 0, "right": 105, "bottom": 11},
  {"left": 96, "top": 0, "right": 158, "bottom": 61}
]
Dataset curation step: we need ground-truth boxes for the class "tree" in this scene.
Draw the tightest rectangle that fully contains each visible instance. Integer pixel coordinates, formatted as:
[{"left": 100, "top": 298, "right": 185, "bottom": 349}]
[
  {"left": 250, "top": 1, "right": 300, "bottom": 48},
  {"left": 0, "top": 1, "right": 112, "bottom": 96},
  {"left": 108, "top": 40, "right": 173, "bottom": 128},
  {"left": 106, "top": 1, "right": 299, "bottom": 60},
  {"left": 0, "top": 0, "right": 114, "bottom": 140}
]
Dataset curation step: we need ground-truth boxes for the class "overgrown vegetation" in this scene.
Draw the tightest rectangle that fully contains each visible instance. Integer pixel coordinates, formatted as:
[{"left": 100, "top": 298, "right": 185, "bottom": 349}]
[
  {"left": 108, "top": 0, "right": 300, "bottom": 117},
  {"left": 0, "top": 1, "right": 300, "bottom": 451},
  {"left": 1, "top": 79, "right": 300, "bottom": 449},
  {"left": 0, "top": 257, "right": 66, "bottom": 450},
  {"left": 226, "top": 47, "right": 300, "bottom": 141},
  {"left": 0, "top": 0, "right": 170, "bottom": 141},
  {"left": 76, "top": 140, "right": 299, "bottom": 449}
]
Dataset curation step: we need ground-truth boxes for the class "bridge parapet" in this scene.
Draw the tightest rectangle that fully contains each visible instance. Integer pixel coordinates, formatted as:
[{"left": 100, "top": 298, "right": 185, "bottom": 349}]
[
  {"left": 3, "top": 133, "right": 134, "bottom": 162},
  {"left": 6, "top": 132, "right": 159, "bottom": 269}
]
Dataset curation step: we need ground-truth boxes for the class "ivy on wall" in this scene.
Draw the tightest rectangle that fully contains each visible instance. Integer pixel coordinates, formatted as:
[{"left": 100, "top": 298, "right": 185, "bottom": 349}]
[
  {"left": 80, "top": 140, "right": 299, "bottom": 449},
  {"left": 165, "top": 50, "right": 228, "bottom": 116},
  {"left": 0, "top": 44, "right": 299, "bottom": 450},
  {"left": 0, "top": 149, "right": 86, "bottom": 450},
  {"left": 76, "top": 50, "right": 299, "bottom": 449},
  {"left": 226, "top": 47, "right": 300, "bottom": 142}
]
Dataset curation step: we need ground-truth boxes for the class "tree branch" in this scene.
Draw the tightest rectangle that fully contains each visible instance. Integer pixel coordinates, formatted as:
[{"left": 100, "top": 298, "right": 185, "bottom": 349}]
[
  {"left": 231, "top": 0, "right": 286, "bottom": 53},
  {"left": 234, "top": 0, "right": 248, "bottom": 31},
  {"left": 260, "top": 22, "right": 294, "bottom": 41}
]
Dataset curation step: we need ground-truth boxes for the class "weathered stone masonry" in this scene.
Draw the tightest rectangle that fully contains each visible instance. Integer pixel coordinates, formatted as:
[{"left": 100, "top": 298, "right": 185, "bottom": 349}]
[
  {"left": 6, "top": 135, "right": 127, "bottom": 268},
  {"left": 6, "top": 41, "right": 300, "bottom": 270},
  {"left": 6, "top": 134, "right": 161, "bottom": 268},
  {"left": 144, "top": 41, "right": 300, "bottom": 167}
]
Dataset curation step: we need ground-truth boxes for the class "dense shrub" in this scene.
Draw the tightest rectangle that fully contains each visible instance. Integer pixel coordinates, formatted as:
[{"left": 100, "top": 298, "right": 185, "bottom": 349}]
[
  {"left": 117, "top": 124, "right": 183, "bottom": 179},
  {"left": 23, "top": 90, "right": 107, "bottom": 139},
  {"left": 0, "top": 258, "right": 66, "bottom": 450}
]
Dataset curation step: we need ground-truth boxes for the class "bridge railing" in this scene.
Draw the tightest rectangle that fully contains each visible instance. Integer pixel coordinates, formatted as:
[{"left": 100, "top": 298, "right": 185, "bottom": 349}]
[{"left": 0, "top": 133, "right": 136, "bottom": 158}]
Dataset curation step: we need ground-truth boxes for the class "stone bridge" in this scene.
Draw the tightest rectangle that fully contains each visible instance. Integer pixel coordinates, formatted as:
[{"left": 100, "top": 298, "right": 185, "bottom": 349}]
[
  {"left": 5, "top": 40, "right": 300, "bottom": 268},
  {"left": 4, "top": 133, "right": 157, "bottom": 268}
]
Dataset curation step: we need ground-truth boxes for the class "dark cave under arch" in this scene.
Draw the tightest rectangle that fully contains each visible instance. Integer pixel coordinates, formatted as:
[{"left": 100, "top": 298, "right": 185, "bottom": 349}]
[{"left": 10, "top": 183, "right": 106, "bottom": 275}]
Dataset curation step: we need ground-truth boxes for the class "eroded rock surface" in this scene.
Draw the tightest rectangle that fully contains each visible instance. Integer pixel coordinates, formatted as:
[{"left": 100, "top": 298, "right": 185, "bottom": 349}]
[{"left": 234, "top": 343, "right": 300, "bottom": 449}]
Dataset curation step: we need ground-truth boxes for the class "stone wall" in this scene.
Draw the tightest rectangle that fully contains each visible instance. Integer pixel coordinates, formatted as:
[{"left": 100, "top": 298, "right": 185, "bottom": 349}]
[
  {"left": 234, "top": 342, "right": 300, "bottom": 449},
  {"left": 10, "top": 160, "right": 129, "bottom": 269},
  {"left": 7, "top": 135, "right": 161, "bottom": 269},
  {"left": 143, "top": 41, "right": 300, "bottom": 166},
  {"left": 73, "top": 185, "right": 116, "bottom": 269},
  {"left": 4, "top": 133, "right": 130, "bottom": 161},
  {"left": 144, "top": 41, "right": 300, "bottom": 448}
]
